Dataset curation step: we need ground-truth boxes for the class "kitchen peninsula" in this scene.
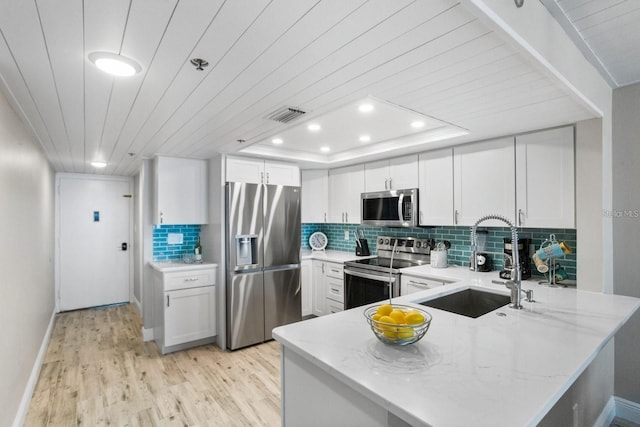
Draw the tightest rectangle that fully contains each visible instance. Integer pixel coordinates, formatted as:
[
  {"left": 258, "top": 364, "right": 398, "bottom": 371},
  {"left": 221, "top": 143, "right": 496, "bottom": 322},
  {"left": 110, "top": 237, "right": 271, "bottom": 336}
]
[{"left": 273, "top": 271, "right": 639, "bottom": 426}]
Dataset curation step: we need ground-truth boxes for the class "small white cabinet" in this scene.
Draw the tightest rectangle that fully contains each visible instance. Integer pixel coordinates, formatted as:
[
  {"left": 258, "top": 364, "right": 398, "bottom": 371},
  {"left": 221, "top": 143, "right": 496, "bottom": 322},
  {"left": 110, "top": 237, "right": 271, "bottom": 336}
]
[
  {"left": 153, "top": 264, "right": 217, "bottom": 354},
  {"left": 226, "top": 156, "right": 300, "bottom": 186},
  {"left": 301, "top": 170, "right": 329, "bottom": 223},
  {"left": 154, "top": 156, "right": 208, "bottom": 225},
  {"left": 329, "top": 164, "right": 364, "bottom": 224},
  {"left": 453, "top": 138, "right": 515, "bottom": 226},
  {"left": 301, "top": 259, "right": 312, "bottom": 316},
  {"left": 515, "top": 126, "right": 575, "bottom": 228},
  {"left": 418, "top": 148, "right": 454, "bottom": 226},
  {"left": 364, "top": 155, "right": 418, "bottom": 192},
  {"left": 400, "top": 274, "right": 453, "bottom": 296}
]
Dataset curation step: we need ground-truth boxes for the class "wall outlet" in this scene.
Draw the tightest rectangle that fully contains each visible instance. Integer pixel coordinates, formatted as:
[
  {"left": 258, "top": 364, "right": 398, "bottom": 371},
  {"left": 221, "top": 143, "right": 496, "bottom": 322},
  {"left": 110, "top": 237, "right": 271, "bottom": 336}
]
[
  {"left": 167, "top": 233, "right": 184, "bottom": 245},
  {"left": 344, "top": 230, "right": 349, "bottom": 240}
]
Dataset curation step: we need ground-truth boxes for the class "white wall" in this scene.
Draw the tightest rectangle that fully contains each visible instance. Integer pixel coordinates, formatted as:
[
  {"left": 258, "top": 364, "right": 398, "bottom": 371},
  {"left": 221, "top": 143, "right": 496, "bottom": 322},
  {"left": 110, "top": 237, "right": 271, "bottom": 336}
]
[
  {"left": 612, "top": 82, "right": 640, "bottom": 403},
  {"left": 0, "top": 88, "right": 55, "bottom": 426}
]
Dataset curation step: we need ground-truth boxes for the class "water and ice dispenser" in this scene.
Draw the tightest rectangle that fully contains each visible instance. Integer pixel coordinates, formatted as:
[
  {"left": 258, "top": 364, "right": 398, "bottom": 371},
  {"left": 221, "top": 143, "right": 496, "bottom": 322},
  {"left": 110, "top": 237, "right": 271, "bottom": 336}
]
[{"left": 235, "top": 235, "right": 258, "bottom": 267}]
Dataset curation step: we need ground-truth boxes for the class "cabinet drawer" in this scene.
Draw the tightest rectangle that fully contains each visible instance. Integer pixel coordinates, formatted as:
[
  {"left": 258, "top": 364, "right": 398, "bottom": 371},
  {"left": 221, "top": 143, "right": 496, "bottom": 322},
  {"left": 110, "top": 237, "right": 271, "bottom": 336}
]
[
  {"left": 326, "top": 263, "right": 344, "bottom": 279},
  {"left": 326, "top": 277, "right": 344, "bottom": 303},
  {"left": 404, "top": 276, "right": 443, "bottom": 288},
  {"left": 326, "top": 298, "right": 344, "bottom": 314},
  {"left": 164, "top": 269, "right": 216, "bottom": 291}
]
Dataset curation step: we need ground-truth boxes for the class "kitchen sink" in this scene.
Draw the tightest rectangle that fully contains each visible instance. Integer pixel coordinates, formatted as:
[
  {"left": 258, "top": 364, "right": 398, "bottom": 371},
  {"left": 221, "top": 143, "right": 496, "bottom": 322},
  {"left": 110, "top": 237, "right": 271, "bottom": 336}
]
[{"left": 416, "top": 288, "right": 511, "bottom": 318}]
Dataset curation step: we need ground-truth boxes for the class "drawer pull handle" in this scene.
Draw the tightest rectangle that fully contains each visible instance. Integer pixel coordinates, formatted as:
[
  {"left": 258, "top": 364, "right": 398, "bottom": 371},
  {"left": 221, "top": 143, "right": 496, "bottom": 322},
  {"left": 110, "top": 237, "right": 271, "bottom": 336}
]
[
  {"left": 184, "top": 277, "right": 199, "bottom": 282},
  {"left": 166, "top": 295, "right": 170, "bottom": 307}
]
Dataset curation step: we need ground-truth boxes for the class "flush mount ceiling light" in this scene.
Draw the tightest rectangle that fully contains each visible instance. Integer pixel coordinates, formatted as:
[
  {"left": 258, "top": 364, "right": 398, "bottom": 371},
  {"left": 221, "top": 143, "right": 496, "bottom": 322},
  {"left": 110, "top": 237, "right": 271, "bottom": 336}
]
[
  {"left": 89, "top": 52, "right": 141, "bottom": 77},
  {"left": 358, "top": 103, "right": 374, "bottom": 113},
  {"left": 90, "top": 161, "right": 107, "bottom": 168},
  {"left": 411, "top": 120, "right": 425, "bottom": 129},
  {"left": 307, "top": 123, "right": 321, "bottom": 132},
  {"left": 320, "top": 146, "right": 331, "bottom": 153},
  {"left": 272, "top": 138, "right": 283, "bottom": 145},
  {"left": 359, "top": 135, "right": 371, "bottom": 143}
]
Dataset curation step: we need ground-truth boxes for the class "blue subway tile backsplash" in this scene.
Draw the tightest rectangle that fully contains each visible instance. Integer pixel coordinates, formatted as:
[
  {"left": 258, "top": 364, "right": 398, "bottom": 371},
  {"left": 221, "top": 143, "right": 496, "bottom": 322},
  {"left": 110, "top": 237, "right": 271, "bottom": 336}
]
[
  {"left": 153, "top": 224, "right": 201, "bottom": 261},
  {"left": 302, "top": 223, "right": 577, "bottom": 280}
]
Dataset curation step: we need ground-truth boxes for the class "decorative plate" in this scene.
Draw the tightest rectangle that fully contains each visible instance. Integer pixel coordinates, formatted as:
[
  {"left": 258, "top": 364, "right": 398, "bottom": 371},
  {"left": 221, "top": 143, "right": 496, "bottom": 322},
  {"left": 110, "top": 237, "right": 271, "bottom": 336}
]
[{"left": 309, "top": 231, "right": 328, "bottom": 251}]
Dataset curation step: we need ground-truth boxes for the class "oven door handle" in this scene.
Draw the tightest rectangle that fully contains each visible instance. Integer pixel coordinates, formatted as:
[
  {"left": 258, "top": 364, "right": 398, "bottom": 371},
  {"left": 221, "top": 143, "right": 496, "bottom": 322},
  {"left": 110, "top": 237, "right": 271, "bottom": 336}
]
[{"left": 344, "top": 268, "right": 396, "bottom": 283}]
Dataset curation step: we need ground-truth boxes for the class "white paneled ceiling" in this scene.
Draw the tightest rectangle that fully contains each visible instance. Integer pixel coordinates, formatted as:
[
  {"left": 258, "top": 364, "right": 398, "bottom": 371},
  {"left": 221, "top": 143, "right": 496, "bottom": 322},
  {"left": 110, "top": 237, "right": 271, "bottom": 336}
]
[{"left": 0, "top": 0, "right": 606, "bottom": 175}]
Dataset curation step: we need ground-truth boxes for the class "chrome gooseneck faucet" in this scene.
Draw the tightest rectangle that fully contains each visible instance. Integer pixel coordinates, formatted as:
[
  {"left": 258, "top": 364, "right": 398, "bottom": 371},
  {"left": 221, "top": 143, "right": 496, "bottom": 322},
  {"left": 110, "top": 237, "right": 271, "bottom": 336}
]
[{"left": 471, "top": 214, "right": 523, "bottom": 309}]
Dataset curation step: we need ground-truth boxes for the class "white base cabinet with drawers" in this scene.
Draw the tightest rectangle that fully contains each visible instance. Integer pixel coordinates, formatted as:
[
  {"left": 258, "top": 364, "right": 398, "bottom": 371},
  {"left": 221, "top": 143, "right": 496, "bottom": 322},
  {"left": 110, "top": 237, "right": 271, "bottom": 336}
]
[
  {"left": 311, "top": 260, "right": 344, "bottom": 316},
  {"left": 153, "top": 265, "right": 217, "bottom": 354}
]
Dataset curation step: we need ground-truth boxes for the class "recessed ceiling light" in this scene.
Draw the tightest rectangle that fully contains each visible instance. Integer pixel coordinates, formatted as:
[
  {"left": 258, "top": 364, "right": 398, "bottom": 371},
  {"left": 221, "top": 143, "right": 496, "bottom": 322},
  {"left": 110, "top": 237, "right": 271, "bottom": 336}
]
[
  {"left": 307, "top": 123, "right": 321, "bottom": 132},
  {"left": 411, "top": 120, "right": 425, "bottom": 129},
  {"left": 89, "top": 52, "right": 142, "bottom": 77},
  {"left": 320, "top": 146, "right": 330, "bottom": 153},
  {"left": 90, "top": 161, "right": 107, "bottom": 168},
  {"left": 359, "top": 135, "right": 371, "bottom": 143},
  {"left": 358, "top": 103, "right": 374, "bottom": 113},
  {"left": 272, "top": 138, "right": 283, "bottom": 145}
]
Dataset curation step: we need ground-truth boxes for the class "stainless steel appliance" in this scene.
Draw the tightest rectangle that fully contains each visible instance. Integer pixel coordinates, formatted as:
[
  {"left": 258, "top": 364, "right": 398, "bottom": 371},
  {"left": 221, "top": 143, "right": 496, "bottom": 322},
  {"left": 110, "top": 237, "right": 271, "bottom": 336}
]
[
  {"left": 360, "top": 188, "right": 418, "bottom": 228},
  {"left": 226, "top": 182, "right": 301, "bottom": 350},
  {"left": 344, "top": 236, "right": 431, "bottom": 309},
  {"left": 500, "top": 238, "right": 531, "bottom": 280}
]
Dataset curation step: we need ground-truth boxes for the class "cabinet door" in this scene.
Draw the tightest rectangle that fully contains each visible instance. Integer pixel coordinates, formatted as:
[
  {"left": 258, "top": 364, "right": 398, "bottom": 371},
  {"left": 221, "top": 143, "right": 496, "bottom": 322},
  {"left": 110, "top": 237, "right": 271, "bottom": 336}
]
[
  {"left": 226, "top": 157, "right": 264, "bottom": 184},
  {"left": 389, "top": 155, "right": 418, "bottom": 190},
  {"left": 265, "top": 161, "right": 300, "bottom": 186},
  {"left": 418, "top": 149, "right": 454, "bottom": 225},
  {"left": 301, "top": 260, "right": 312, "bottom": 316},
  {"left": 311, "top": 261, "right": 326, "bottom": 316},
  {"left": 164, "top": 286, "right": 216, "bottom": 347},
  {"left": 454, "top": 138, "right": 515, "bottom": 226},
  {"left": 155, "top": 156, "right": 208, "bottom": 225},
  {"left": 329, "top": 164, "right": 364, "bottom": 224},
  {"left": 400, "top": 275, "right": 443, "bottom": 296},
  {"left": 364, "top": 160, "right": 390, "bottom": 192},
  {"left": 516, "top": 127, "right": 575, "bottom": 228},
  {"left": 301, "top": 170, "right": 329, "bottom": 223}
]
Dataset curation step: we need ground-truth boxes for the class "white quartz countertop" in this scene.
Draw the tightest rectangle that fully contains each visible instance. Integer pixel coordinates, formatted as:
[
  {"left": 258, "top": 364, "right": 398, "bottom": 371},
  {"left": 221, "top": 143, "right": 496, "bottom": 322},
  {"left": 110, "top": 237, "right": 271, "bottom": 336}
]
[
  {"left": 301, "top": 249, "right": 374, "bottom": 263},
  {"left": 148, "top": 261, "right": 218, "bottom": 273},
  {"left": 273, "top": 273, "right": 639, "bottom": 426}
]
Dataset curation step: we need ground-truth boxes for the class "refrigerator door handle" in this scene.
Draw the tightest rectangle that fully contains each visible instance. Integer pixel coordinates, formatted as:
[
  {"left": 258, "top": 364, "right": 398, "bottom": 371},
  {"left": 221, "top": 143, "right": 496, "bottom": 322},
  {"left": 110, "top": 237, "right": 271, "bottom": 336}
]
[{"left": 263, "top": 264, "right": 300, "bottom": 272}]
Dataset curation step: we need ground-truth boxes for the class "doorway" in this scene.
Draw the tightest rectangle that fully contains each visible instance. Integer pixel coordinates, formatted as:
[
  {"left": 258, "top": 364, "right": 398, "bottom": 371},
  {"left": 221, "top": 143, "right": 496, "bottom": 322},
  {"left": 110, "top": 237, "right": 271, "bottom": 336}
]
[{"left": 56, "top": 174, "right": 132, "bottom": 311}]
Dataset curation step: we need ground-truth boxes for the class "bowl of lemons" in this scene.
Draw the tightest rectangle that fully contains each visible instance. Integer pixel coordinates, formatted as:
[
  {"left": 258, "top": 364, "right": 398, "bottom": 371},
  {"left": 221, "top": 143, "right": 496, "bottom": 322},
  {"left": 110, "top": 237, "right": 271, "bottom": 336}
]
[{"left": 364, "top": 303, "right": 432, "bottom": 346}]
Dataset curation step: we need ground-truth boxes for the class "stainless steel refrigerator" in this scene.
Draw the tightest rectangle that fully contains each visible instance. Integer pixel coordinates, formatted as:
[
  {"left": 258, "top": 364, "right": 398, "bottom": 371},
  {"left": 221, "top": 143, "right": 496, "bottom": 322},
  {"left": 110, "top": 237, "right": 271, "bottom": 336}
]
[{"left": 225, "top": 182, "right": 301, "bottom": 350}]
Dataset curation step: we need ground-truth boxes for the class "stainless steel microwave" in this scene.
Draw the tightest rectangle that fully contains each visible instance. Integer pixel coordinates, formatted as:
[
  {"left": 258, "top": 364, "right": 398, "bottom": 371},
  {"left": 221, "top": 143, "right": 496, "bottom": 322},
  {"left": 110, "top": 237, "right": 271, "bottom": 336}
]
[{"left": 360, "top": 188, "right": 418, "bottom": 227}]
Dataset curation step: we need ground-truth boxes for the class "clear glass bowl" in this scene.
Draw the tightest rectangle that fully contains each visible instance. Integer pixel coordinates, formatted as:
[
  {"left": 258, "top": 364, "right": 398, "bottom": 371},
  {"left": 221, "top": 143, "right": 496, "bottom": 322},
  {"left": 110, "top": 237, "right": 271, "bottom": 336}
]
[{"left": 364, "top": 304, "right": 432, "bottom": 346}]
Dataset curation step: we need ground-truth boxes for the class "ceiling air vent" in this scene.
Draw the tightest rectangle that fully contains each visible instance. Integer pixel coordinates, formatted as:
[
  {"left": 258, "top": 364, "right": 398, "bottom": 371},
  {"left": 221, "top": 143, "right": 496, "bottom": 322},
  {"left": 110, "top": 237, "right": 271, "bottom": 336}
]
[{"left": 266, "top": 106, "right": 306, "bottom": 123}]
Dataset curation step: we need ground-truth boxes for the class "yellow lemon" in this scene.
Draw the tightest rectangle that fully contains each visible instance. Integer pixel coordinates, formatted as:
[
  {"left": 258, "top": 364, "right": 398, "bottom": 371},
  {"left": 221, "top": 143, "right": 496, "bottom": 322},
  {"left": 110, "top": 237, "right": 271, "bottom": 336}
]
[
  {"left": 376, "top": 304, "right": 393, "bottom": 316},
  {"left": 383, "top": 330, "right": 398, "bottom": 339},
  {"left": 396, "top": 327, "right": 415, "bottom": 339},
  {"left": 405, "top": 311, "right": 425, "bottom": 325},
  {"left": 372, "top": 313, "right": 382, "bottom": 322},
  {"left": 389, "top": 309, "right": 407, "bottom": 324}
]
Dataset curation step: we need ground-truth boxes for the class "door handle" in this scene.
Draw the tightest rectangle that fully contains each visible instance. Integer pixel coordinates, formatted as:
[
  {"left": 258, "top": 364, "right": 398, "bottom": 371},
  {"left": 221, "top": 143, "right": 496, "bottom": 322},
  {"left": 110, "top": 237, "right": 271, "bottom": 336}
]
[{"left": 121, "top": 242, "right": 128, "bottom": 251}]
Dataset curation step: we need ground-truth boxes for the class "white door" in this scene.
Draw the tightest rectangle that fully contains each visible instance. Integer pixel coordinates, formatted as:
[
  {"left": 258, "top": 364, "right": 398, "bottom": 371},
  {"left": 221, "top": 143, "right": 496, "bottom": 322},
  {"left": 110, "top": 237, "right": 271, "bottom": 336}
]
[{"left": 58, "top": 175, "right": 131, "bottom": 311}]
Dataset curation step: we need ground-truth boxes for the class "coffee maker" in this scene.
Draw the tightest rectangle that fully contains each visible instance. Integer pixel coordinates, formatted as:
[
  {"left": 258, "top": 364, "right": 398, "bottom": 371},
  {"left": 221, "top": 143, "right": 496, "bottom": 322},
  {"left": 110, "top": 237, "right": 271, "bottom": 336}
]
[{"left": 499, "top": 238, "right": 531, "bottom": 280}]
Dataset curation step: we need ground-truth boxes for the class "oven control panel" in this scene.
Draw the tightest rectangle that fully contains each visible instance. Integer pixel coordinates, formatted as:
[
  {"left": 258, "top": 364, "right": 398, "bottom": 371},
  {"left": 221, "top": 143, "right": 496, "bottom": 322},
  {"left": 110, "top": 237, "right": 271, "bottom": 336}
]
[{"left": 377, "top": 236, "right": 431, "bottom": 255}]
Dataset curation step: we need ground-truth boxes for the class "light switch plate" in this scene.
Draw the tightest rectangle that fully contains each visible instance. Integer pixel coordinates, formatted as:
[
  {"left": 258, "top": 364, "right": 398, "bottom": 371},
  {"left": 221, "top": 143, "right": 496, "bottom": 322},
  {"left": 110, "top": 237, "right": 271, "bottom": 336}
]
[
  {"left": 167, "top": 233, "right": 184, "bottom": 245},
  {"left": 344, "top": 230, "right": 349, "bottom": 240}
]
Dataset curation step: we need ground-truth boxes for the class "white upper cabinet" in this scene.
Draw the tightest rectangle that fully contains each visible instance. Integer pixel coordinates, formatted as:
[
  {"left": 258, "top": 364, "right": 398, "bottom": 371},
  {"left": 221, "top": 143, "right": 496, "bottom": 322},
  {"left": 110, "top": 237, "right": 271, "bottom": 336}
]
[
  {"left": 329, "top": 164, "right": 364, "bottom": 224},
  {"left": 453, "top": 138, "right": 516, "bottom": 226},
  {"left": 154, "top": 156, "right": 208, "bottom": 225},
  {"left": 301, "top": 169, "right": 329, "bottom": 223},
  {"left": 418, "top": 148, "right": 454, "bottom": 226},
  {"left": 515, "top": 126, "right": 575, "bottom": 228},
  {"left": 364, "top": 155, "right": 418, "bottom": 192},
  {"left": 226, "top": 157, "right": 300, "bottom": 186}
]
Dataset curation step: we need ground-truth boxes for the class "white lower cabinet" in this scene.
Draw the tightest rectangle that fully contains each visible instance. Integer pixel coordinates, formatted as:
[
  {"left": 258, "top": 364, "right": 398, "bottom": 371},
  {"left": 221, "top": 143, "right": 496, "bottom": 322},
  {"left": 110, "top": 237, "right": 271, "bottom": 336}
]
[
  {"left": 400, "top": 274, "right": 452, "bottom": 296},
  {"left": 154, "top": 265, "right": 217, "bottom": 354},
  {"left": 301, "top": 259, "right": 312, "bottom": 316},
  {"left": 311, "top": 260, "right": 344, "bottom": 316}
]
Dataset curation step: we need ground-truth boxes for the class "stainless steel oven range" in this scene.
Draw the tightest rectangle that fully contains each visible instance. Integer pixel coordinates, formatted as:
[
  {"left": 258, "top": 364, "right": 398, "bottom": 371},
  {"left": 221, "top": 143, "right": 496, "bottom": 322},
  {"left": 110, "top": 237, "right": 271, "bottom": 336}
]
[{"left": 343, "top": 236, "right": 432, "bottom": 309}]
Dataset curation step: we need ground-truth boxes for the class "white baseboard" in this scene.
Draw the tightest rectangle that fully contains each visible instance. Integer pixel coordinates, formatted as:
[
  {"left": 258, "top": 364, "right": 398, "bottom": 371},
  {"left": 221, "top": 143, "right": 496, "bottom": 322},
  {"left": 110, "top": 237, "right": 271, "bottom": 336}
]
[
  {"left": 142, "top": 327, "right": 154, "bottom": 342},
  {"left": 615, "top": 396, "right": 640, "bottom": 423},
  {"left": 594, "top": 396, "right": 617, "bottom": 427},
  {"left": 13, "top": 310, "right": 56, "bottom": 427}
]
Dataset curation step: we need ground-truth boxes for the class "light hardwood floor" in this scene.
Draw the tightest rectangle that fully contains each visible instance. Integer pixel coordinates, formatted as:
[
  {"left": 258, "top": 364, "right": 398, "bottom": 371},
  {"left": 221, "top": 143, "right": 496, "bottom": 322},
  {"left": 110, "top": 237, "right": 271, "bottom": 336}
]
[{"left": 25, "top": 304, "right": 282, "bottom": 426}]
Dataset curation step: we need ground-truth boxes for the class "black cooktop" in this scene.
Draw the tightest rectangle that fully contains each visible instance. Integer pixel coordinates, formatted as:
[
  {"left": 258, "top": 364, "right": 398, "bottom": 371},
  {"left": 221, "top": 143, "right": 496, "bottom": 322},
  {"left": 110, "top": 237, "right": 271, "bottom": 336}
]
[{"left": 349, "top": 257, "right": 418, "bottom": 270}]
